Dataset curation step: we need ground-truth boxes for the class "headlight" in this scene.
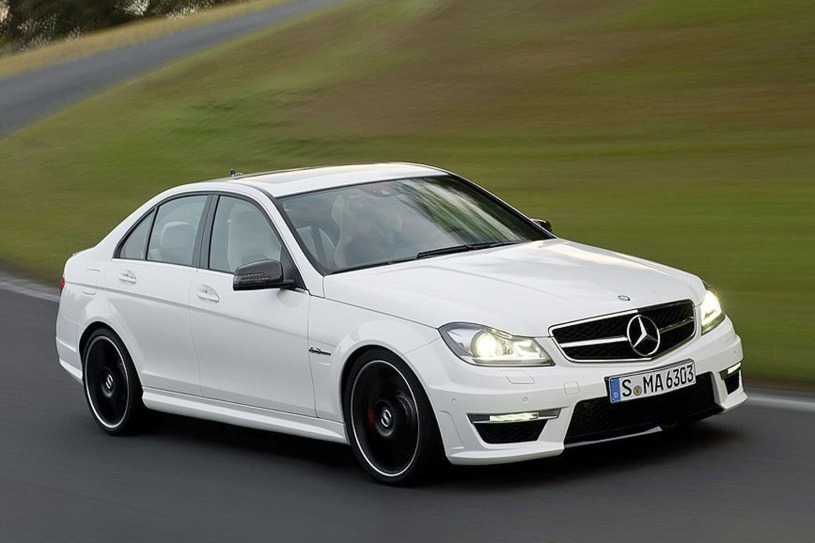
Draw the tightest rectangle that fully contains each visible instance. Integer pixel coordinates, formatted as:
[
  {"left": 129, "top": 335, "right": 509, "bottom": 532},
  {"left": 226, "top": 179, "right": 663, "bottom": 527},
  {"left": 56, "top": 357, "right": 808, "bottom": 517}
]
[
  {"left": 700, "top": 288, "right": 725, "bottom": 334},
  {"left": 439, "top": 323, "right": 553, "bottom": 366}
]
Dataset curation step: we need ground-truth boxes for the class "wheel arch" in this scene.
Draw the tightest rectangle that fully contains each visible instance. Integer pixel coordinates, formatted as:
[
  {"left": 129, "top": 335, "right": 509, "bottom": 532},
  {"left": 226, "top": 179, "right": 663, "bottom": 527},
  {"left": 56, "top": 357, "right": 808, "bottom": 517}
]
[
  {"left": 337, "top": 343, "right": 445, "bottom": 483},
  {"left": 309, "top": 298, "right": 442, "bottom": 423},
  {"left": 78, "top": 321, "right": 128, "bottom": 365},
  {"left": 339, "top": 345, "right": 397, "bottom": 415},
  {"left": 337, "top": 342, "right": 446, "bottom": 438}
]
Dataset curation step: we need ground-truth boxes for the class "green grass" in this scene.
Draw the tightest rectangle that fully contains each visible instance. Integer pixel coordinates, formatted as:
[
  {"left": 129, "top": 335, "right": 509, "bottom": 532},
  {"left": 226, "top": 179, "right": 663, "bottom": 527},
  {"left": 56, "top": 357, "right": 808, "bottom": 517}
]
[{"left": 0, "top": 0, "right": 813, "bottom": 383}]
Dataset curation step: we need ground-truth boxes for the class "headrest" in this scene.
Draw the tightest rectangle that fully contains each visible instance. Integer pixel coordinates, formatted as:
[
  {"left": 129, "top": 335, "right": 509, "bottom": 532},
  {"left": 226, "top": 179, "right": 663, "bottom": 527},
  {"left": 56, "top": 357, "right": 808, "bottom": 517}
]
[{"left": 160, "top": 221, "right": 194, "bottom": 249}]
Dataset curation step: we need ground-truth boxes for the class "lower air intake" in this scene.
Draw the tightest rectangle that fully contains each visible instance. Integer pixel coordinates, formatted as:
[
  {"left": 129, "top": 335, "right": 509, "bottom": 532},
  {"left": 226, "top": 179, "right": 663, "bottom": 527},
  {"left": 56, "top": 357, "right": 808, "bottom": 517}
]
[
  {"left": 724, "top": 370, "right": 741, "bottom": 394},
  {"left": 565, "top": 373, "right": 721, "bottom": 445},
  {"left": 474, "top": 420, "right": 547, "bottom": 444}
]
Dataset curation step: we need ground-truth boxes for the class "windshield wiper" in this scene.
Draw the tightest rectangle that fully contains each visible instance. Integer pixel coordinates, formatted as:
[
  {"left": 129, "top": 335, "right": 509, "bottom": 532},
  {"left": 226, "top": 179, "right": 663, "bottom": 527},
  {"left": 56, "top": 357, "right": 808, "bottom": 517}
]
[
  {"left": 472, "top": 240, "right": 521, "bottom": 249},
  {"left": 329, "top": 241, "right": 523, "bottom": 274},
  {"left": 416, "top": 245, "right": 473, "bottom": 259},
  {"left": 416, "top": 240, "right": 519, "bottom": 259}
]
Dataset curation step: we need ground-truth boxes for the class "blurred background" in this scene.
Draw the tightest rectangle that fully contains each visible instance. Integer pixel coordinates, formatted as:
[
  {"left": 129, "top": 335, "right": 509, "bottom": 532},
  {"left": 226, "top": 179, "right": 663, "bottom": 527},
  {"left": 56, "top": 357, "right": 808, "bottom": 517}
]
[
  {"left": 0, "top": 0, "right": 813, "bottom": 385},
  {"left": 0, "top": 1, "right": 235, "bottom": 50}
]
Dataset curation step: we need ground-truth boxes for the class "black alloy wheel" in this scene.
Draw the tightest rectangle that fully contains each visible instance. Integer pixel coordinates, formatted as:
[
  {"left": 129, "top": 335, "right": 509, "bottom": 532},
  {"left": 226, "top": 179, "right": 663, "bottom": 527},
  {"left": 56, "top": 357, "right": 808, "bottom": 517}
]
[
  {"left": 344, "top": 349, "right": 443, "bottom": 485},
  {"left": 83, "top": 329, "right": 145, "bottom": 435}
]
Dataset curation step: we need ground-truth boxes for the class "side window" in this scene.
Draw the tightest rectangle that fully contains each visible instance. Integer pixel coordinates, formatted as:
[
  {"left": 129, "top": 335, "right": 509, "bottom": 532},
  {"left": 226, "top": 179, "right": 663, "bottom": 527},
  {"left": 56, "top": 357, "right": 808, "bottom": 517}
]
[
  {"left": 209, "top": 196, "right": 283, "bottom": 274},
  {"left": 118, "top": 210, "right": 155, "bottom": 260},
  {"left": 146, "top": 195, "right": 208, "bottom": 266}
]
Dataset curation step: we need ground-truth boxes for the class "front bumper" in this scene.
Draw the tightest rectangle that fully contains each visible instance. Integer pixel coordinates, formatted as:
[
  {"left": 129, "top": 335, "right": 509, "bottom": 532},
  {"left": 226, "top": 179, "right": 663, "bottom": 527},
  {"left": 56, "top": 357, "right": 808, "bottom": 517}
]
[{"left": 409, "top": 317, "right": 745, "bottom": 465}]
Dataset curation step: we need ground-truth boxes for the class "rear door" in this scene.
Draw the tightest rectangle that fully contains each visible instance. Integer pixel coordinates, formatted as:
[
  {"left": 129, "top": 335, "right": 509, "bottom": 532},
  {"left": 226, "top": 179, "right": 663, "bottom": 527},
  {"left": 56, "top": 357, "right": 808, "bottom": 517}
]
[{"left": 107, "top": 194, "right": 209, "bottom": 395}]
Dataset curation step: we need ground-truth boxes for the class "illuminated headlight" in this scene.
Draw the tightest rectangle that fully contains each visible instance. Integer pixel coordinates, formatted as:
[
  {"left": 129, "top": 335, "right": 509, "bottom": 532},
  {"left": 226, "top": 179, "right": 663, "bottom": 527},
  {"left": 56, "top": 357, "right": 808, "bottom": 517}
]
[
  {"left": 439, "top": 323, "right": 553, "bottom": 366},
  {"left": 700, "top": 288, "right": 725, "bottom": 334}
]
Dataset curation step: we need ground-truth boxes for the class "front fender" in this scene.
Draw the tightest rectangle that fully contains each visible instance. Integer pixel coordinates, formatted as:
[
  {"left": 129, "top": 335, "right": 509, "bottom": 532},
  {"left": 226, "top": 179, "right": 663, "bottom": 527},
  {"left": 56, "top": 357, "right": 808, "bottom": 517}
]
[{"left": 308, "top": 297, "right": 438, "bottom": 422}]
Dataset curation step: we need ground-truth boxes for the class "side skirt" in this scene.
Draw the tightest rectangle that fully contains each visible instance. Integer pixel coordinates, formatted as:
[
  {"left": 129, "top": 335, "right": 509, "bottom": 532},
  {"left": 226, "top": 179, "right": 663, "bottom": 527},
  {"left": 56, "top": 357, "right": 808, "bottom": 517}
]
[{"left": 142, "top": 388, "right": 348, "bottom": 444}]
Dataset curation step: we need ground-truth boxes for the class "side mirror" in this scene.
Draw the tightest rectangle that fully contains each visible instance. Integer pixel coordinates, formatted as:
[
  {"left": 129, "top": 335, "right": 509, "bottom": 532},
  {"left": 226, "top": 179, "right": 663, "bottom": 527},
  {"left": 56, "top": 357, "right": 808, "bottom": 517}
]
[
  {"left": 233, "top": 259, "right": 294, "bottom": 291},
  {"left": 532, "top": 218, "right": 553, "bottom": 233}
]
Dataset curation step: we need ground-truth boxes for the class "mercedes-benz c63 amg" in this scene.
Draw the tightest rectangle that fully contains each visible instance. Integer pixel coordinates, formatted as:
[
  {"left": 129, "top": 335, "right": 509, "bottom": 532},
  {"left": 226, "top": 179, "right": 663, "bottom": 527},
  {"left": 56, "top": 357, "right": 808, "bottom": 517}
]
[{"left": 56, "top": 163, "right": 746, "bottom": 484}]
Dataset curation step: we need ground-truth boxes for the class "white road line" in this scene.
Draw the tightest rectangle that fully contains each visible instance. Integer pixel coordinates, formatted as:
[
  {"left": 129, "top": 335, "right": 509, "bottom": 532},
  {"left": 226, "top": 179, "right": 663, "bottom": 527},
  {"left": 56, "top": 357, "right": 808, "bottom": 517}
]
[
  {"left": 0, "top": 271, "right": 60, "bottom": 303},
  {"left": 747, "top": 393, "right": 815, "bottom": 414},
  {"left": 2, "top": 271, "right": 815, "bottom": 412}
]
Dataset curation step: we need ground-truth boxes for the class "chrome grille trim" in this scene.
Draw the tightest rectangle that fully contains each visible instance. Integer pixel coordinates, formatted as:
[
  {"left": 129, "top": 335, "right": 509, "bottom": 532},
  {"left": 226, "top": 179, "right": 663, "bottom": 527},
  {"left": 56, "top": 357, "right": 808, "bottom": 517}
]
[
  {"left": 659, "top": 316, "right": 695, "bottom": 334},
  {"left": 550, "top": 300, "right": 696, "bottom": 363},
  {"left": 559, "top": 336, "right": 628, "bottom": 348}
]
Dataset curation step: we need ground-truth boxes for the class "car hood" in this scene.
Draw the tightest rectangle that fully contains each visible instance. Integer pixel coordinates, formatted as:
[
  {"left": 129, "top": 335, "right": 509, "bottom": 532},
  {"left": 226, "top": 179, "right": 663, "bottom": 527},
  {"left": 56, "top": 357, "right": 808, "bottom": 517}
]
[{"left": 322, "top": 239, "right": 704, "bottom": 336}]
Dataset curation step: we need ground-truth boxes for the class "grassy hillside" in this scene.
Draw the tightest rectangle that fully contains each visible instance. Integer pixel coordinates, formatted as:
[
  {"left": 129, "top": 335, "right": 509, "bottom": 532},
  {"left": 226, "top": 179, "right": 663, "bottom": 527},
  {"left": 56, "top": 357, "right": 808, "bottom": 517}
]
[{"left": 0, "top": 0, "right": 813, "bottom": 382}]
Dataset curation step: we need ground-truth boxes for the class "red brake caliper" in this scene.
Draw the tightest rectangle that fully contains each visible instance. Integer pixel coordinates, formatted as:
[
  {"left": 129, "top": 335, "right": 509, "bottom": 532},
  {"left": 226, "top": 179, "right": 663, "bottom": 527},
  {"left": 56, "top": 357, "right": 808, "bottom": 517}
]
[{"left": 367, "top": 401, "right": 376, "bottom": 430}]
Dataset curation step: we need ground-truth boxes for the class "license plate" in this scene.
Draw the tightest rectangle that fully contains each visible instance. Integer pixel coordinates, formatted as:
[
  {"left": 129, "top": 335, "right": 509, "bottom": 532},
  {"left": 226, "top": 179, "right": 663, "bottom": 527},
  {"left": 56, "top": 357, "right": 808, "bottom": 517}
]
[{"left": 608, "top": 360, "right": 696, "bottom": 404}]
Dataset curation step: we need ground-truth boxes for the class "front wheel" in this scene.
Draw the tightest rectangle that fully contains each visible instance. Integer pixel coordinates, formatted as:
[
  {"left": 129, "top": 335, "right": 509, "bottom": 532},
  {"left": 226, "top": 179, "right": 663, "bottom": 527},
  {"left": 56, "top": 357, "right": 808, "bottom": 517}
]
[
  {"left": 344, "top": 349, "right": 443, "bottom": 485},
  {"left": 82, "top": 329, "right": 145, "bottom": 435}
]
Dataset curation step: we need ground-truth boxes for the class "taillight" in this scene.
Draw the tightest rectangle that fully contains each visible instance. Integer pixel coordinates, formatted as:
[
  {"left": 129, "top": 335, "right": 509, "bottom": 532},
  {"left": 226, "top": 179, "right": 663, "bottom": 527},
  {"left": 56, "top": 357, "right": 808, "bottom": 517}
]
[{"left": 60, "top": 276, "right": 65, "bottom": 295}]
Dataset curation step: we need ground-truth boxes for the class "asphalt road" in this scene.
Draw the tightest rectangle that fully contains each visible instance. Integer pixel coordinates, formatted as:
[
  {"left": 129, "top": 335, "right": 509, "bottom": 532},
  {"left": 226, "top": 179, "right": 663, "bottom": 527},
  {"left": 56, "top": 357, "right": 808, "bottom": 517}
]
[
  {"left": 1, "top": 285, "right": 814, "bottom": 542},
  {"left": 0, "top": 0, "right": 343, "bottom": 136},
  {"left": 1, "top": 2, "right": 814, "bottom": 541}
]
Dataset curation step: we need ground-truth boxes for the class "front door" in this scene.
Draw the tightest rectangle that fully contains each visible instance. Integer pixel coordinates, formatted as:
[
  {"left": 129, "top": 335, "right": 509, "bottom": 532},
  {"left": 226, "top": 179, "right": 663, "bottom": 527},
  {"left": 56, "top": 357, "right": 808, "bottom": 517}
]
[{"left": 189, "top": 195, "right": 314, "bottom": 415}]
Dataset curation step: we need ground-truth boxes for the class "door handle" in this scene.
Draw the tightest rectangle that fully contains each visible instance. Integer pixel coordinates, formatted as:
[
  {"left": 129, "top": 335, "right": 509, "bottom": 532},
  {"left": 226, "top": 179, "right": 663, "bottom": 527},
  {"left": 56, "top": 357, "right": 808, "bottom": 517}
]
[
  {"left": 118, "top": 271, "right": 137, "bottom": 284},
  {"left": 196, "top": 287, "right": 220, "bottom": 303}
]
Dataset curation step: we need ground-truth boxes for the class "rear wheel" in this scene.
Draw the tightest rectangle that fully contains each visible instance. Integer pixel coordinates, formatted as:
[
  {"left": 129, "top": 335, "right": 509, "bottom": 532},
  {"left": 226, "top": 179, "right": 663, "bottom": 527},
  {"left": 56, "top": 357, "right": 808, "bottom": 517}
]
[
  {"left": 82, "top": 329, "right": 145, "bottom": 435},
  {"left": 344, "top": 349, "right": 442, "bottom": 485}
]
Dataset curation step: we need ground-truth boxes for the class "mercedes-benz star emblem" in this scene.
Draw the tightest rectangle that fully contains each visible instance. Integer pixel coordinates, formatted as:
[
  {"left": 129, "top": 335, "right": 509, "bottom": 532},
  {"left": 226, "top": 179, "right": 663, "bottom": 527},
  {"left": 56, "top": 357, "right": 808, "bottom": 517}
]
[
  {"left": 626, "top": 315, "right": 661, "bottom": 357},
  {"left": 380, "top": 408, "right": 393, "bottom": 429}
]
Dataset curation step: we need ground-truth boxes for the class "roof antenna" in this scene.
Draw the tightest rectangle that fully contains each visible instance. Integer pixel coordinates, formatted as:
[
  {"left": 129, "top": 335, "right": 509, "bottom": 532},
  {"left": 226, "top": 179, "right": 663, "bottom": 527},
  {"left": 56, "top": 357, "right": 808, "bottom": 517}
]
[{"left": 230, "top": 168, "right": 243, "bottom": 178}]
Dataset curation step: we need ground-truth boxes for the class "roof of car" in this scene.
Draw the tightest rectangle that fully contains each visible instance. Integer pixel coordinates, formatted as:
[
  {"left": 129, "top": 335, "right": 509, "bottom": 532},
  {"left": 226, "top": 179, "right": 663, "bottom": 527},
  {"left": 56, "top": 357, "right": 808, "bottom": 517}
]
[{"left": 225, "top": 163, "right": 448, "bottom": 197}]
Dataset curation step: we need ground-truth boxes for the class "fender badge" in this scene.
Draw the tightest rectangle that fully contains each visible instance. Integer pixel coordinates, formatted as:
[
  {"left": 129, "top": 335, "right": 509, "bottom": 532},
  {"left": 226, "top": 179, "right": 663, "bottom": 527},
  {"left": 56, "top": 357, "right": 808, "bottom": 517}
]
[{"left": 618, "top": 295, "right": 631, "bottom": 301}]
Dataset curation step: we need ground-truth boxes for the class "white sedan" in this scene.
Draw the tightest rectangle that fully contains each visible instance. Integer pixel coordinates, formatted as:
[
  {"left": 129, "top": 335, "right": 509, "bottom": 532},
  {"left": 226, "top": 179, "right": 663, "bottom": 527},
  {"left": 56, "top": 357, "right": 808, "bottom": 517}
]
[{"left": 56, "top": 163, "right": 746, "bottom": 484}]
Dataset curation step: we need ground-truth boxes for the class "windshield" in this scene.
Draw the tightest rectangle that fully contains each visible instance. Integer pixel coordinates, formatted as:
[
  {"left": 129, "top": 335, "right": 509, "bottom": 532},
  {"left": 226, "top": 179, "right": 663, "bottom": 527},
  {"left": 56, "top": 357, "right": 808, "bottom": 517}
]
[{"left": 279, "top": 175, "right": 548, "bottom": 274}]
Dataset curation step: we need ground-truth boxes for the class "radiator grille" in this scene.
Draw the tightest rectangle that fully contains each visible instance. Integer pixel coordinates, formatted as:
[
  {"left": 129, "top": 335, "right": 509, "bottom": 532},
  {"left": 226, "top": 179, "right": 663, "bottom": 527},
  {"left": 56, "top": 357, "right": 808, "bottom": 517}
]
[{"left": 552, "top": 300, "right": 696, "bottom": 362}]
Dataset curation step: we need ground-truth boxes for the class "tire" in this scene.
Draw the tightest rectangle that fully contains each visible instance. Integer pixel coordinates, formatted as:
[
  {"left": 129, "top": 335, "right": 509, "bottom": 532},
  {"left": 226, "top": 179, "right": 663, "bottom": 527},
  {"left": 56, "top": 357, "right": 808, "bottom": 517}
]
[
  {"left": 82, "top": 328, "right": 145, "bottom": 435},
  {"left": 343, "top": 348, "right": 443, "bottom": 485}
]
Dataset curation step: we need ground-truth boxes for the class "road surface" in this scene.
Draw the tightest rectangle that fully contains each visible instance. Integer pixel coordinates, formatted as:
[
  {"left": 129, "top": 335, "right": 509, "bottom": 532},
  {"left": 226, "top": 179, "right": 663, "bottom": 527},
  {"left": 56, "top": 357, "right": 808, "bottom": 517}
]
[{"left": 1, "top": 285, "right": 814, "bottom": 542}]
